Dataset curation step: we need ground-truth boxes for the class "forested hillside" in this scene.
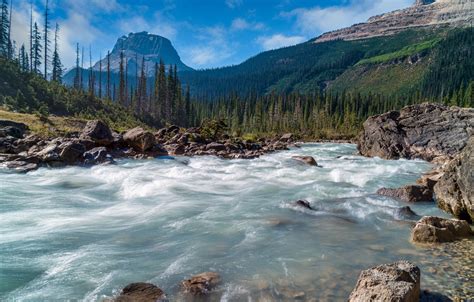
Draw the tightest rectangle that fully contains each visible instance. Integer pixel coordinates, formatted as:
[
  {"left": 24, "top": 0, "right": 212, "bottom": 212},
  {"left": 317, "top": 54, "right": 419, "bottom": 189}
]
[{"left": 181, "top": 28, "right": 473, "bottom": 100}]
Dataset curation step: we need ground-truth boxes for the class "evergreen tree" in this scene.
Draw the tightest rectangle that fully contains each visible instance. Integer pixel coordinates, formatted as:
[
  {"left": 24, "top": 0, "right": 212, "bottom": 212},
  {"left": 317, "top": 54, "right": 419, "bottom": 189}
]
[
  {"left": 43, "top": 0, "right": 50, "bottom": 79},
  {"left": 19, "top": 44, "right": 29, "bottom": 71},
  {"left": 73, "top": 43, "right": 80, "bottom": 89},
  {"left": 106, "top": 50, "right": 110, "bottom": 99},
  {"left": 118, "top": 51, "right": 125, "bottom": 106},
  {"left": 0, "top": 0, "right": 9, "bottom": 57},
  {"left": 51, "top": 23, "right": 62, "bottom": 83},
  {"left": 32, "top": 22, "right": 42, "bottom": 74}
]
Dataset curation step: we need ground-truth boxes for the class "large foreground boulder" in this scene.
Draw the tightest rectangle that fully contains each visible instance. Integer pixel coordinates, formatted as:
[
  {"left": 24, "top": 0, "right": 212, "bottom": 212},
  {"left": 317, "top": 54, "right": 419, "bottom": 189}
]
[
  {"left": 79, "top": 120, "right": 114, "bottom": 146},
  {"left": 181, "top": 272, "right": 221, "bottom": 296},
  {"left": 113, "top": 283, "right": 166, "bottom": 302},
  {"left": 411, "top": 216, "right": 472, "bottom": 244},
  {"left": 348, "top": 261, "right": 420, "bottom": 302},
  {"left": 123, "top": 127, "right": 156, "bottom": 152},
  {"left": 358, "top": 104, "right": 474, "bottom": 161},
  {"left": 434, "top": 137, "right": 474, "bottom": 223},
  {"left": 377, "top": 185, "right": 433, "bottom": 202}
]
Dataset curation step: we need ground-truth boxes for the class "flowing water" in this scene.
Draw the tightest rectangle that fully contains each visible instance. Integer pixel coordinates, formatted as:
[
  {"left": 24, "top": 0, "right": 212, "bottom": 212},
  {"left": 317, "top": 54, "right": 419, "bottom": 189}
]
[{"left": 1, "top": 143, "right": 472, "bottom": 301}]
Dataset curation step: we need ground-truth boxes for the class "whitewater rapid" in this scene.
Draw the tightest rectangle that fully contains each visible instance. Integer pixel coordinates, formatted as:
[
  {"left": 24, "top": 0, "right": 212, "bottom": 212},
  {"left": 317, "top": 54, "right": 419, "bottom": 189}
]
[{"left": 1, "top": 143, "right": 468, "bottom": 301}]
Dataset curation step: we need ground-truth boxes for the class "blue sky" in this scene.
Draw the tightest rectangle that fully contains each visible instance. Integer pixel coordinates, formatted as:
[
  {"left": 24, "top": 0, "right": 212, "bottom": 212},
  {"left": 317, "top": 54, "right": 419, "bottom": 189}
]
[{"left": 11, "top": 0, "right": 413, "bottom": 69}]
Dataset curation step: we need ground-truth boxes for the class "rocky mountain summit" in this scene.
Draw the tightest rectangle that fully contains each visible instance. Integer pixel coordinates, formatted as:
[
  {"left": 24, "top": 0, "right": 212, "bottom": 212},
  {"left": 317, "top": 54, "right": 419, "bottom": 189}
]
[
  {"left": 316, "top": 0, "right": 473, "bottom": 43},
  {"left": 93, "top": 32, "right": 192, "bottom": 76}
]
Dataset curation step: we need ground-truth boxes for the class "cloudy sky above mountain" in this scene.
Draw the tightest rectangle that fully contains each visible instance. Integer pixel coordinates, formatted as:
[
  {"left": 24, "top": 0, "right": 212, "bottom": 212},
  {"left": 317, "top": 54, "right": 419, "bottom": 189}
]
[{"left": 11, "top": 0, "right": 413, "bottom": 69}]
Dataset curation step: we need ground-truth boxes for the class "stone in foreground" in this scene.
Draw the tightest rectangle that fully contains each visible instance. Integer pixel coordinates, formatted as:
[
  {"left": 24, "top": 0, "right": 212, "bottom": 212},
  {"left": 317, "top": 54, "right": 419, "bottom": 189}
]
[
  {"left": 292, "top": 156, "right": 318, "bottom": 166},
  {"left": 434, "top": 137, "right": 474, "bottom": 223},
  {"left": 348, "top": 261, "right": 420, "bottom": 302},
  {"left": 377, "top": 185, "right": 433, "bottom": 202},
  {"left": 181, "top": 272, "right": 221, "bottom": 295},
  {"left": 411, "top": 216, "right": 472, "bottom": 244},
  {"left": 113, "top": 282, "right": 166, "bottom": 302}
]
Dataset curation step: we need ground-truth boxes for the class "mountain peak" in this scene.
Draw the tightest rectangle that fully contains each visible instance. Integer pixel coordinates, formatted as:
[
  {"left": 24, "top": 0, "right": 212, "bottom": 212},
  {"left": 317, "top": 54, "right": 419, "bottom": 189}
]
[
  {"left": 315, "top": 0, "right": 472, "bottom": 43},
  {"left": 94, "top": 32, "right": 192, "bottom": 75}
]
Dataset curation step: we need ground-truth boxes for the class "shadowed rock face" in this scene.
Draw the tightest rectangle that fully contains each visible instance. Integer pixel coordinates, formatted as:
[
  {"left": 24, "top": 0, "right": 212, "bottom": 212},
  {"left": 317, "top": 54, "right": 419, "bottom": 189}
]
[
  {"left": 357, "top": 103, "right": 474, "bottom": 162},
  {"left": 348, "top": 261, "right": 420, "bottom": 302},
  {"left": 316, "top": 0, "right": 473, "bottom": 43},
  {"left": 434, "top": 137, "right": 474, "bottom": 222}
]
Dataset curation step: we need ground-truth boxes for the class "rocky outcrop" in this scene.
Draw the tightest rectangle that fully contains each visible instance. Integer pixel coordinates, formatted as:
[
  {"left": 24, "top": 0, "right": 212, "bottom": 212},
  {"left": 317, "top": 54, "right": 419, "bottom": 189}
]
[
  {"left": 1, "top": 120, "right": 291, "bottom": 173},
  {"left": 411, "top": 216, "right": 472, "bottom": 243},
  {"left": 292, "top": 156, "right": 318, "bottom": 166},
  {"left": 316, "top": 0, "right": 473, "bottom": 43},
  {"left": 181, "top": 272, "right": 221, "bottom": 296},
  {"left": 113, "top": 283, "right": 166, "bottom": 302},
  {"left": 358, "top": 103, "right": 474, "bottom": 162},
  {"left": 293, "top": 200, "right": 314, "bottom": 210},
  {"left": 434, "top": 137, "right": 474, "bottom": 223},
  {"left": 348, "top": 261, "right": 420, "bottom": 302},
  {"left": 377, "top": 185, "right": 433, "bottom": 202}
]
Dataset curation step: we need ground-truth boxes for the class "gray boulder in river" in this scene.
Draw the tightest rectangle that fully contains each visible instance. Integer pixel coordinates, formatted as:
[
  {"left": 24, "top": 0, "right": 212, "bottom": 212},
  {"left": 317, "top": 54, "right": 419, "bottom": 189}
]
[
  {"left": 348, "top": 261, "right": 420, "bottom": 302},
  {"left": 357, "top": 103, "right": 474, "bottom": 162},
  {"left": 434, "top": 137, "right": 474, "bottom": 223}
]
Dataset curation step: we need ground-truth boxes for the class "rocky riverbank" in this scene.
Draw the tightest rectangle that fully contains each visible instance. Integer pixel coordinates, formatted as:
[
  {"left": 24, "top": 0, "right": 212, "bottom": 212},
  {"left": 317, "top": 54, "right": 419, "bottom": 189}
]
[
  {"left": 0, "top": 119, "right": 294, "bottom": 173},
  {"left": 358, "top": 103, "right": 474, "bottom": 223}
]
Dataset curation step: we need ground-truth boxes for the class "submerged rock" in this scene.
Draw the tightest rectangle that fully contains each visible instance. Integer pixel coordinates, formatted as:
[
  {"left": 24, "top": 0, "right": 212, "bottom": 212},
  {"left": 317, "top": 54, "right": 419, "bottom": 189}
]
[
  {"left": 83, "top": 147, "right": 112, "bottom": 165},
  {"left": 293, "top": 200, "right": 314, "bottom": 210},
  {"left": 181, "top": 272, "right": 221, "bottom": 296},
  {"left": 79, "top": 120, "right": 114, "bottom": 146},
  {"left": 434, "top": 137, "right": 474, "bottom": 223},
  {"left": 123, "top": 127, "right": 156, "bottom": 152},
  {"left": 395, "top": 206, "right": 419, "bottom": 220},
  {"left": 114, "top": 282, "right": 166, "bottom": 302},
  {"left": 348, "top": 261, "right": 420, "bottom": 302},
  {"left": 292, "top": 156, "right": 318, "bottom": 166},
  {"left": 358, "top": 103, "right": 474, "bottom": 162},
  {"left": 411, "top": 216, "right": 472, "bottom": 244},
  {"left": 377, "top": 185, "right": 433, "bottom": 202}
]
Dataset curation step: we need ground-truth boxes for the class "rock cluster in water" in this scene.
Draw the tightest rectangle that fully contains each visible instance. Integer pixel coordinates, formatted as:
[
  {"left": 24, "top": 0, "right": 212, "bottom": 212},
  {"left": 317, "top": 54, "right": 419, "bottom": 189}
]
[
  {"left": 0, "top": 120, "right": 294, "bottom": 173},
  {"left": 359, "top": 103, "right": 474, "bottom": 224}
]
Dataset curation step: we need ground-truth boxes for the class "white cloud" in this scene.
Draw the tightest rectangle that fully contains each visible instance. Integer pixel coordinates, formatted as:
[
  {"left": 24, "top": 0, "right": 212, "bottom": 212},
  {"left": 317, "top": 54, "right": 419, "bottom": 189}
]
[
  {"left": 286, "top": 0, "right": 413, "bottom": 37},
  {"left": 183, "top": 25, "right": 235, "bottom": 67},
  {"left": 118, "top": 12, "right": 178, "bottom": 40},
  {"left": 257, "top": 34, "right": 305, "bottom": 50},
  {"left": 230, "top": 18, "right": 264, "bottom": 31},
  {"left": 225, "top": 0, "right": 243, "bottom": 9}
]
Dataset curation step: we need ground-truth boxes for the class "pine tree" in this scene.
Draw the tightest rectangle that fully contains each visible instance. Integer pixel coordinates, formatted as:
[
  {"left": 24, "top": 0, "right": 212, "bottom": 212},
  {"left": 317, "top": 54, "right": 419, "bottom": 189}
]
[
  {"left": 119, "top": 51, "right": 125, "bottom": 106},
  {"left": 51, "top": 23, "right": 62, "bottom": 83},
  {"left": 0, "top": 0, "right": 9, "bottom": 57},
  {"left": 106, "top": 50, "right": 111, "bottom": 99},
  {"left": 43, "top": 0, "right": 50, "bottom": 79},
  {"left": 32, "top": 22, "right": 42, "bottom": 74},
  {"left": 98, "top": 53, "right": 102, "bottom": 99},
  {"left": 73, "top": 43, "right": 80, "bottom": 89},
  {"left": 7, "top": 0, "right": 12, "bottom": 59},
  {"left": 19, "top": 44, "right": 30, "bottom": 71},
  {"left": 29, "top": 1, "right": 33, "bottom": 71},
  {"left": 88, "top": 46, "right": 95, "bottom": 98}
]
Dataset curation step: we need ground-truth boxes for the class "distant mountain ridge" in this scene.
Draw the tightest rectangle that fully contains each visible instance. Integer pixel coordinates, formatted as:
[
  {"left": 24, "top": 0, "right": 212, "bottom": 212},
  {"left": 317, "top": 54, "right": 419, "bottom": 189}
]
[
  {"left": 93, "top": 32, "right": 192, "bottom": 76},
  {"left": 315, "top": 0, "right": 473, "bottom": 43}
]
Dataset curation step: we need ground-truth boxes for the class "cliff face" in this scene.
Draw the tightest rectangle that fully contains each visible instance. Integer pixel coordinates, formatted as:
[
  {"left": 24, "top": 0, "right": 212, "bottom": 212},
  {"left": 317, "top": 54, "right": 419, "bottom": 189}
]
[
  {"left": 93, "top": 32, "right": 193, "bottom": 75},
  {"left": 315, "top": 0, "right": 473, "bottom": 43}
]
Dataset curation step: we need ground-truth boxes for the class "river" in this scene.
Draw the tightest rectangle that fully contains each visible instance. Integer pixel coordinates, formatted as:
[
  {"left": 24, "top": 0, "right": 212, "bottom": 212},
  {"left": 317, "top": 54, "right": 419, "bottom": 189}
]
[{"left": 1, "top": 143, "right": 472, "bottom": 301}]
